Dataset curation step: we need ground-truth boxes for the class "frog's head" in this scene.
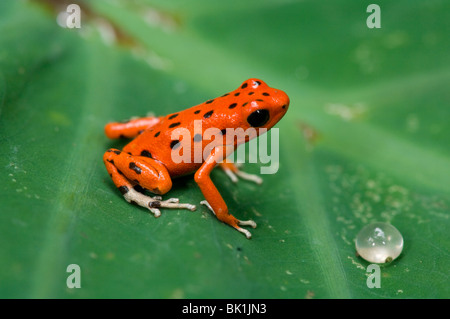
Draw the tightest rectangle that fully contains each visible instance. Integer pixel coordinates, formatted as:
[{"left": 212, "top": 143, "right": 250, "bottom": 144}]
[{"left": 238, "top": 78, "right": 289, "bottom": 135}]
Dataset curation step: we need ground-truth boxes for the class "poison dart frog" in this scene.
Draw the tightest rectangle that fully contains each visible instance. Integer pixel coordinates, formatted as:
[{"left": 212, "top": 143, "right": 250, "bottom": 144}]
[{"left": 103, "top": 78, "right": 289, "bottom": 238}]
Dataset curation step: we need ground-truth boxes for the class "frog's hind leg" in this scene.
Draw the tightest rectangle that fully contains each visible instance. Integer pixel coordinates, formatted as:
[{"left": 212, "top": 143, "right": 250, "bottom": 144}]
[{"left": 103, "top": 149, "right": 196, "bottom": 217}]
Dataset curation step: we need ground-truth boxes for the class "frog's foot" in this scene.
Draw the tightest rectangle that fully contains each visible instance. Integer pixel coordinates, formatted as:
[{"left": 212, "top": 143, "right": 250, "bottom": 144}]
[
  {"left": 200, "top": 200, "right": 256, "bottom": 239},
  {"left": 220, "top": 162, "right": 263, "bottom": 185},
  {"left": 124, "top": 188, "right": 196, "bottom": 217}
]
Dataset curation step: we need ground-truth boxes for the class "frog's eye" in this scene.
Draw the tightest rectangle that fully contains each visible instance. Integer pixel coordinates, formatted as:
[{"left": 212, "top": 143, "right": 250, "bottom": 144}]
[{"left": 247, "top": 109, "right": 270, "bottom": 127}]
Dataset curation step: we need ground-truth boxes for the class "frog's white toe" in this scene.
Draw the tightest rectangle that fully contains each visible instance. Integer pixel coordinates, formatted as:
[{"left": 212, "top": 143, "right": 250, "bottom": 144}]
[
  {"left": 235, "top": 170, "right": 263, "bottom": 184},
  {"left": 200, "top": 200, "right": 257, "bottom": 239},
  {"left": 163, "top": 198, "right": 179, "bottom": 203},
  {"left": 200, "top": 200, "right": 214, "bottom": 215},
  {"left": 238, "top": 219, "right": 257, "bottom": 228},
  {"left": 221, "top": 166, "right": 263, "bottom": 185},
  {"left": 236, "top": 227, "right": 253, "bottom": 239},
  {"left": 124, "top": 188, "right": 196, "bottom": 216}
]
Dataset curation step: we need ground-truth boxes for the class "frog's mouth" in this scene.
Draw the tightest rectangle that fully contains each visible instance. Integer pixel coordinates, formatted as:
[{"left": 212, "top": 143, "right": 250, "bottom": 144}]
[{"left": 265, "top": 104, "right": 289, "bottom": 128}]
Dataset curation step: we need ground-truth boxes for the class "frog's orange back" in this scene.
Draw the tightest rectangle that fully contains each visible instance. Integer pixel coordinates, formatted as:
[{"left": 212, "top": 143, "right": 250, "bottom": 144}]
[{"left": 123, "top": 78, "right": 289, "bottom": 177}]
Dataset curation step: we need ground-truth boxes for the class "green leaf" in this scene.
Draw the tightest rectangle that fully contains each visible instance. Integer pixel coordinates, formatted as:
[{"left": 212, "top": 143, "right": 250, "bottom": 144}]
[{"left": 1, "top": 0, "right": 449, "bottom": 298}]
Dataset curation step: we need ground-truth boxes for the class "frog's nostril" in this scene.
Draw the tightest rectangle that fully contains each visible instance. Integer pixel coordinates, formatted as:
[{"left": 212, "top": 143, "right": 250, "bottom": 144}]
[{"left": 282, "top": 104, "right": 287, "bottom": 109}]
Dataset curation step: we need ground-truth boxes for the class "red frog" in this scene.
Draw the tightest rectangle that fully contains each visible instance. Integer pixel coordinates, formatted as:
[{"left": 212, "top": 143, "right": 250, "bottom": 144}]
[{"left": 103, "top": 79, "right": 289, "bottom": 238}]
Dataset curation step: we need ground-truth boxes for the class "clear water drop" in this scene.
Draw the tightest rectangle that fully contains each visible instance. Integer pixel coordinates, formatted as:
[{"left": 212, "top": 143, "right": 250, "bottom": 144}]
[{"left": 355, "top": 222, "right": 403, "bottom": 263}]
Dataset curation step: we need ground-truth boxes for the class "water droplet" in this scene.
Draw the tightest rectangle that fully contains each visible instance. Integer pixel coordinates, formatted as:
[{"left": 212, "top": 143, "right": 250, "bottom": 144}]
[{"left": 355, "top": 222, "right": 403, "bottom": 263}]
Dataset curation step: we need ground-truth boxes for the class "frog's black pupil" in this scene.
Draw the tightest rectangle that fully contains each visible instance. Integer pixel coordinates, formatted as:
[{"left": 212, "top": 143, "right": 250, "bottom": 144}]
[{"left": 247, "top": 109, "right": 270, "bottom": 127}]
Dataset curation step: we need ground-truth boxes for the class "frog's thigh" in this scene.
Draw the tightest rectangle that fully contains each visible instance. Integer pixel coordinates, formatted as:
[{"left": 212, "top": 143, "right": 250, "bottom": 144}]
[
  {"left": 103, "top": 148, "right": 172, "bottom": 195},
  {"left": 104, "top": 149, "right": 196, "bottom": 216}
]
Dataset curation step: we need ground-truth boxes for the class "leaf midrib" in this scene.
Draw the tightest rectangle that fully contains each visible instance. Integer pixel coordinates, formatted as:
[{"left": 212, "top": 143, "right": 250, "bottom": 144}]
[{"left": 29, "top": 41, "right": 118, "bottom": 298}]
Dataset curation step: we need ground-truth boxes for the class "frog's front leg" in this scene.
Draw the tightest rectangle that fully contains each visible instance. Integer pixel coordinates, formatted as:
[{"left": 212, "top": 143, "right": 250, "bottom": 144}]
[
  {"left": 105, "top": 116, "right": 161, "bottom": 139},
  {"left": 194, "top": 146, "right": 256, "bottom": 239},
  {"left": 103, "top": 149, "right": 196, "bottom": 216}
]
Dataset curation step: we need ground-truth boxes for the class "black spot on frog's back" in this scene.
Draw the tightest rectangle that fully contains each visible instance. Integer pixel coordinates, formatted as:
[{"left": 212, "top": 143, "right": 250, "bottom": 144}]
[
  {"left": 203, "top": 110, "right": 214, "bottom": 118},
  {"left": 140, "top": 150, "right": 152, "bottom": 158}
]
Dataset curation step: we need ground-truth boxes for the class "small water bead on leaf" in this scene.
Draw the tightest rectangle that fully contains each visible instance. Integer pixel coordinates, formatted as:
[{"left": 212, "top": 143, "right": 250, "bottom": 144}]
[{"left": 355, "top": 222, "right": 404, "bottom": 264}]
